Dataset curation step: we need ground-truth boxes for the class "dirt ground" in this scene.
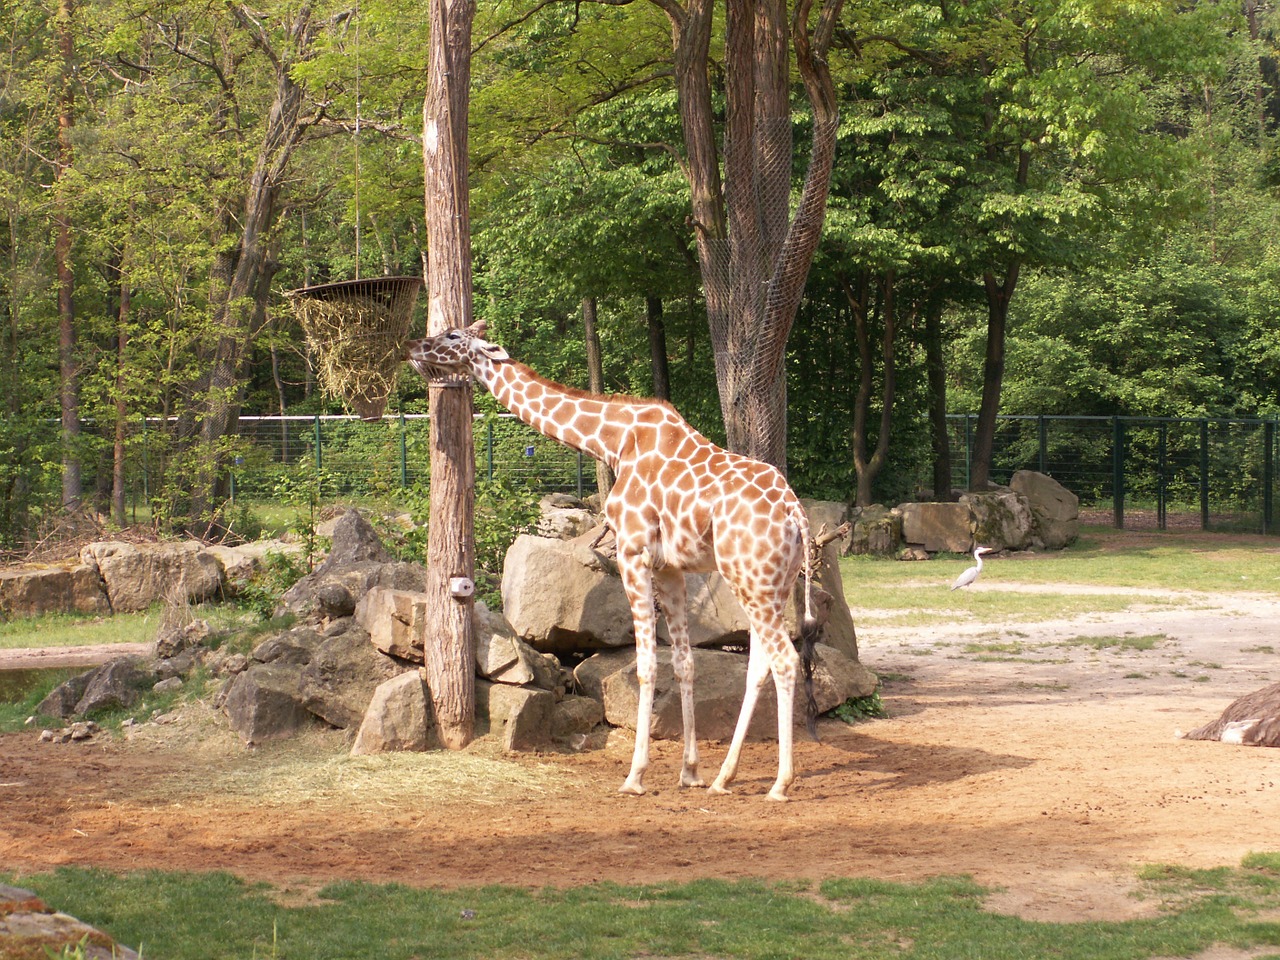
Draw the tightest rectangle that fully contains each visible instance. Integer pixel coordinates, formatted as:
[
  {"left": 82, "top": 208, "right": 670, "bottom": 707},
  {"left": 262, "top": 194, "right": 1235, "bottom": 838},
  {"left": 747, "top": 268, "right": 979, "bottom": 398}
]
[{"left": 2, "top": 556, "right": 1278, "bottom": 924}]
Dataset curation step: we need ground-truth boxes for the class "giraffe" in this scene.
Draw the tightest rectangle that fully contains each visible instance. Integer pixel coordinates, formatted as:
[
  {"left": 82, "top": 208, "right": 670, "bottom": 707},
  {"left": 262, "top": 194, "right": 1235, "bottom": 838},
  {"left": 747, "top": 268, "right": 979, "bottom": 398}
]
[{"left": 406, "top": 321, "right": 820, "bottom": 801}]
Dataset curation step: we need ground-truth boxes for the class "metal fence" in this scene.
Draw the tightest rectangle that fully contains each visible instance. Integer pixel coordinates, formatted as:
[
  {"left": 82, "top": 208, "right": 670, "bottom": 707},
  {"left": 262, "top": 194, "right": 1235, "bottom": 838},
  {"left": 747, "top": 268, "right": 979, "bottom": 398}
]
[
  {"left": 101, "top": 413, "right": 1280, "bottom": 535},
  {"left": 948, "top": 414, "right": 1279, "bottom": 534}
]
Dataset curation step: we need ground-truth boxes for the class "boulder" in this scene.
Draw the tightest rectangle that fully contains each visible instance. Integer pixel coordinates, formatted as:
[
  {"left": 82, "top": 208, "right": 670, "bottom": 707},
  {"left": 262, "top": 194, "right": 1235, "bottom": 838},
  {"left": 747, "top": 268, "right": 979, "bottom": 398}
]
[
  {"left": 279, "top": 559, "right": 426, "bottom": 621},
  {"left": 316, "top": 508, "right": 393, "bottom": 569},
  {"left": 204, "top": 539, "right": 297, "bottom": 592},
  {"left": 252, "top": 624, "right": 325, "bottom": 666},
  {"left": 551, "top": 694, "right": 605, "bottom": 740},
  {"left": 355, "top": 586, "right": 426, "bottom": 660},
  {"left": 222, "top": 662, "right": 314, "bottom": 744},
  {"left": 299, "top": 622, "right": 404, "bottom": 729},
  {"left": 501, "top": 534, "right": 635, "bottom": 651},
  {"left": 1010, "top": 470, "right": 1080, "bottom": 549},
  {"left": 81, "top": 541, "right": 224, "bottom": 613},
  {"left": 0, "top": 564, "right": 109, "bottom": 618},
  {"left": 537, "top": 495, "right": 597, "bottom": 540},
  {"left": 74, "top": 657, "right": 156, "bottom": 716},
  {"left": 350, "top": 670, "right": 436, "bottom": 755},
  {"left": 847, "top": 504, "right": 901, "bottom": 556},
  {"left": 961, "top": 490, "right": 1034, "bottom": 552},
  {"left": 154, "top": 618, "right": 211, "bottom": 660},
  {"left": 594, "top": 643, "right": 877, "bottom": 741},
  {"left": 898, "top": 501, "right": 971, "bottom": 553},
  {"left": 480, "top": 681, "right": 557, "bottom": 752},
  {"left": 36, "top": 672, "right": 92, "bottom": 720}
]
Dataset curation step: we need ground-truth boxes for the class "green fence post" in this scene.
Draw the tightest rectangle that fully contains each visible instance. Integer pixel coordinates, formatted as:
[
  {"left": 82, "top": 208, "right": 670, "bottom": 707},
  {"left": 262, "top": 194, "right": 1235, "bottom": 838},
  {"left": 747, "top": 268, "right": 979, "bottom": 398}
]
[
  {"left": 1200, "top": 419, "right": 1209, "bottom": 530},
  {"left": 1157, "top": 421, "right": 1167, "bottom": 531},
  {"left": 1112, "top": 417, "right": 1124, "bottom": 529},
  {"left": 487, "top": 419, "right": 495, "bottom": 482},
  {"left": 1038, "top": 415, "right": 1047, "bottom": 474},
  {"left": 964, "top": 414, "right": 973, "bottom": 490},
  {"left": 577, "top": 452, "right": 584, "bottom": 500},
  {"left": 1264, "top": 420, "right": 1274, "bottom": 535},
  {"left": 314, "top": 416, "right": 322, "bottom": 472},
  {"left": 140, "top": 414, "right": 150, "bottom": 506},
  {"left": 399, "top": 412, "right": 408, "bottom": 489}
]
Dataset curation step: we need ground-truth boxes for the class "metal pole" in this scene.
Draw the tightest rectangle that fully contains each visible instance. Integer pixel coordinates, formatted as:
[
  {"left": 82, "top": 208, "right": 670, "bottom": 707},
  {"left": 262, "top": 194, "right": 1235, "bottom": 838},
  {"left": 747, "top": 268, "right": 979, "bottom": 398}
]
[
  {"left": 1264, "top": 420, "right": 1274, "bottom": 535},
  {"left": 1157, "top": 421, "right": 1167, "bottom": 531},
  {"left": 1200, "top": 419, "right": 1209, "bottom": 530},
  {"left": 964, "top": 414, "right": 973, "bottom": 491},
  {"left": 314, "top": 416, "right": 323, "bottom": 472},
  {"left": 577, "top": 452, "right": 584, "bottom": 500},
  {"left": 487, "top": 419, "right": 495, "bottom": 482},
  {"left": 1112, "top": 417, "right": 1124, "bottom": 529},
  {"left": 400, "top": 412, "right": 408, "bottom": 489},
  {"left": 1038, "top": 415, "right": 1047, "bottom": 474}
]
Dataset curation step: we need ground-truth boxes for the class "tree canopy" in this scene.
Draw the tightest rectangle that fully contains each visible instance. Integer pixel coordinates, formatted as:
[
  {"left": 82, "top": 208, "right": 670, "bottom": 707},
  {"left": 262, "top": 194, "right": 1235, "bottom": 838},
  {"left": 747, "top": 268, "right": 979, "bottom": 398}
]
[{"left": 1, "top": 0, "right": 1275, "bottom": 542}]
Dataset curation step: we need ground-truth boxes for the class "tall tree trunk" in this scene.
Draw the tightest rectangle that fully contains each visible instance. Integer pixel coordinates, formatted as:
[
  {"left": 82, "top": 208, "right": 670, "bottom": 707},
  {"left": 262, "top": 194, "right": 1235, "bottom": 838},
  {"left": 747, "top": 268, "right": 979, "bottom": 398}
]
[
  {"left": 422, "top": 0, "right": 477, "bottom": 750},
  {"left": 187, "top": 6, "right": 316, "bottom": 531},
  {"left": 663, "top": 0, "right": 844, "bottom": 471},
  {"left": 843, "top": 272, "right": 896, "bottom": 507},
  {"left": 646, "top": 296, "right": 670, "bottom": 401},
  {"left": 113, "top": 262, "right": 131, "bottom": 527},
  {"left": 924, "top": 294, "right": 952, "bottom": 501},
  {"left": 581, "top": 297, "right": 615, "bottom": 498},
  {"left": 55, "top": 0, "right": 81, "bottom": 509},
  {"left": 970, "top": 263, "right": 1019, "bottom": 490}
]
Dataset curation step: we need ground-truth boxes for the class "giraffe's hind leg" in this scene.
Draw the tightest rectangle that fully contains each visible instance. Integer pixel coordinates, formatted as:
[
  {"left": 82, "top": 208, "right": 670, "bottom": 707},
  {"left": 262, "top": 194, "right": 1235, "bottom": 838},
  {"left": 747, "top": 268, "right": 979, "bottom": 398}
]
[
  {"left": 654, "top": 567, "right": 703, "bottom": 788},
  {"left": 709, "top": 603, "right": 800, "bottom": 801}
]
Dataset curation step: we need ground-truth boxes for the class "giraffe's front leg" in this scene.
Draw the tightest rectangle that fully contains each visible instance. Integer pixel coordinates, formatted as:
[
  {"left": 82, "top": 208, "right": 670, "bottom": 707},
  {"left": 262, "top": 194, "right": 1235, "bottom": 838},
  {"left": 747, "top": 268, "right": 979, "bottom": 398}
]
[
  {"left": 655, "top": 568, "right": 703, "bottom": 788},
  {"left": 618, "top": 552, "right": 658, "bottom": 797}
]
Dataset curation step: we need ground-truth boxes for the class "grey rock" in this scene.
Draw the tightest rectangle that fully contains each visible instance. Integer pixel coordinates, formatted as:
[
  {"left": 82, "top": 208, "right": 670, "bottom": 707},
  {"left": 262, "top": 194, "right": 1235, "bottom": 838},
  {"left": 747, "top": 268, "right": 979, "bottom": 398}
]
[
  {"left": 223, "top": 662, "right": 313, "bottom": 744},
  {"left": 350, "top": 670, "right": 436, "bottom": 755},
  {"left": 1010, "top": 470, "right": 1080, "bottom": 549},
  {"left": 74, "top": 657, "right": 156, "bottom": 716},
  {"left": 299, "top": 625, "right": 403, "bottom": 729},
  {"left": 36, "top": 672, "right": 92, "bottom": 720}
]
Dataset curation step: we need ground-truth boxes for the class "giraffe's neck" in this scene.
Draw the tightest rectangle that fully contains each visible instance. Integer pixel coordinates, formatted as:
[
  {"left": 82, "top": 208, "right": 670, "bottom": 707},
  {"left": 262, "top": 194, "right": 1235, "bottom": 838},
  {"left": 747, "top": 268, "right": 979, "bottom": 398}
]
[{"left": 473, "top": 359, "right": 631, "bottom": 470}]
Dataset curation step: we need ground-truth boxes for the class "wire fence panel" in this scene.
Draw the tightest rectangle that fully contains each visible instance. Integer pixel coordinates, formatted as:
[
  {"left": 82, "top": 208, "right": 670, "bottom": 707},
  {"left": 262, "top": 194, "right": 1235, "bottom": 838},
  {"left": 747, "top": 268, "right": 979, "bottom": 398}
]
[
  {"left": 948, "top": 415, "right": 1279, "bottom": 535},
  {"left": 65, "top": 413, "right": 1280, "bottom": 537}
]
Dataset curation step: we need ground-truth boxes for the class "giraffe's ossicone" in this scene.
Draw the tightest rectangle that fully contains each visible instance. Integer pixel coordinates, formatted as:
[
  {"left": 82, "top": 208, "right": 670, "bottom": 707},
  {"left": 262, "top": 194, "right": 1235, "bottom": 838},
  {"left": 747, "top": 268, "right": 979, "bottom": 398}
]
[{"left": 406, "top": 321, "right": 822, "bottom": 801}]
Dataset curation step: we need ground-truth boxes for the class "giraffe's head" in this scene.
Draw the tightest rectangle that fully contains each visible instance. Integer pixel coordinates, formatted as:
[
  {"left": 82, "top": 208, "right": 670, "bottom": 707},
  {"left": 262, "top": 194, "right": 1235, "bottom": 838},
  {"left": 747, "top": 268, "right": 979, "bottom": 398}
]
[{"left": 404, "top": 320, "right": 510, "bottom": 381}]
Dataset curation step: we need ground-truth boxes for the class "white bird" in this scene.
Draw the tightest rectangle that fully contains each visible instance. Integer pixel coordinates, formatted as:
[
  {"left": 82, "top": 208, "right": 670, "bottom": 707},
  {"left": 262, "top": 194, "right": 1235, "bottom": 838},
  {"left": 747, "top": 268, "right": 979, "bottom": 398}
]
[{"left": 951, "top": 546, "right": 992, "bottom": 590}]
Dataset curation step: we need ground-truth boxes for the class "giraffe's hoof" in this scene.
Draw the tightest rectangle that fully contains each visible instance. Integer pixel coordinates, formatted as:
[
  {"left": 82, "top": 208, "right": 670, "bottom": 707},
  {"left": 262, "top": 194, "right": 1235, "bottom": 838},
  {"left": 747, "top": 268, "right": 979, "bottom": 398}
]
[
  {"left": 679, "top": 770, "right": 706, "bottom": 789},
  {"left": 766, "top": 789, "right": 791, "bottom": 802},
  {"left": 707, "top": 782, "right": 732, "bottom": 797},
  {"left": 618, "top": 778, "right": 646, "bottom": 797}
]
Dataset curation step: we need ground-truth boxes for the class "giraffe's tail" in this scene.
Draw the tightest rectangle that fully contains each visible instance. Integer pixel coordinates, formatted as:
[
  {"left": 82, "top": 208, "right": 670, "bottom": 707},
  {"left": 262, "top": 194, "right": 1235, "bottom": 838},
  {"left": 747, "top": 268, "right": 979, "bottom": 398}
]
[{"left": 795, "top": 505, "right": 822, "bottom": 742}]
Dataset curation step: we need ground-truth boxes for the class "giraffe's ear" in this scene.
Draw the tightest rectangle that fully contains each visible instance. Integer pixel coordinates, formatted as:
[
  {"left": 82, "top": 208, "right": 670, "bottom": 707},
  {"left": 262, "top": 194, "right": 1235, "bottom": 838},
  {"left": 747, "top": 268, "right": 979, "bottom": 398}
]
[
  {"left": 475, "top": 339, "right": 510, "bottom": 362},
  {"left": 468, "top": 320, "right": 488, "bottom": 337}
]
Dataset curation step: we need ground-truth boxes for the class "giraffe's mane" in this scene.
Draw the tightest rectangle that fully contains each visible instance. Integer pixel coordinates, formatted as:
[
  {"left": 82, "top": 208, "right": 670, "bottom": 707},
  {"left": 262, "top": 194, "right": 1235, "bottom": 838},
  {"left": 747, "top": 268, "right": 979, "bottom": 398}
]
[{"left": 505, "top": 360, "right": 679, "bottom": 413}]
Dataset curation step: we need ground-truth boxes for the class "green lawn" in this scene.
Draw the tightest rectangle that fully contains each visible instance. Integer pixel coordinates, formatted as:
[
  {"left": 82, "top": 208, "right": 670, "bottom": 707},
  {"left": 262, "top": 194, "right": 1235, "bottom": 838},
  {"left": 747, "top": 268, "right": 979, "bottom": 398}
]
[{"left": 8, "top": 856, "right": 1280, "bottom": 960}]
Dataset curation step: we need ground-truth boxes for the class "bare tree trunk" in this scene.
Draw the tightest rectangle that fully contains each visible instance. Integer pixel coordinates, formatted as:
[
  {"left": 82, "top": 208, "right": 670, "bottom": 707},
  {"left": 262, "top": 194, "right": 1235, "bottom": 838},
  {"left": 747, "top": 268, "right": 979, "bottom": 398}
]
[
  {"left": 924, "top": 294, "right": 952, "bottom": 501},
  {"left": 422, "top": 0, "right": 477, "bottom": 750},
  {"left": 663, "top": 0, "right": 843, "bottom": 471},
  {"left": 186, "top": 6, "right": 316, "bottom": 531},
  {"left": 112, "top": 267, "right": 131, "bottom": 527},
  {"left": 645, "top": 296, "right": 670, "bottom": 401},
  {"left": 843, "top": 272, "right": 896, "bottom": 507},
  {"left": 55, "top": 0, "right": 81, "bottom": 509},
  {"left": 581, "top": 297, "right": 614, "bottom": 498},
  {"left": 970, "top": 263, "right": 1019, "bottom": 490}
]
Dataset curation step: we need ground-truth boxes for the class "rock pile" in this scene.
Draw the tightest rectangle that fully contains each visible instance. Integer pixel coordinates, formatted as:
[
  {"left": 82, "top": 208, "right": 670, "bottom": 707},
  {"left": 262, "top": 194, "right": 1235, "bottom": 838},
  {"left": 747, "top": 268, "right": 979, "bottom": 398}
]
[
  {"left": 32, "top": 501, "right": 880, "bottom": 757},
  {"left": 845, "top": 470, "right": 1080, "bottom": 557}
]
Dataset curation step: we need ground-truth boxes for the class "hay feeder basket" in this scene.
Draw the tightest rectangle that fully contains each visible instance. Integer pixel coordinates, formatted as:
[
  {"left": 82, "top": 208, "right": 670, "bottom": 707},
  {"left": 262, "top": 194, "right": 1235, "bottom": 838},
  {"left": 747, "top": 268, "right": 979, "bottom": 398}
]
[{"left": 286, "top": 275, "right": 424, "bottom": 421}]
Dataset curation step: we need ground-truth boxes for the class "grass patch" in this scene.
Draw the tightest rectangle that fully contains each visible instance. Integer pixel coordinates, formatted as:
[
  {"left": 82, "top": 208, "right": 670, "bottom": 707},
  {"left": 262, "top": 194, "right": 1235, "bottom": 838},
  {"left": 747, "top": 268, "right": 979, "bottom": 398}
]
[
  {"left": 8, "top": 854, "right": 1280, "bottom": 960},
  {"left": 1052, "top": 634, "right": 1165, "bottom": 652},
  {"left": 0, "top": 610, "right": 156, "bottom": 650}
]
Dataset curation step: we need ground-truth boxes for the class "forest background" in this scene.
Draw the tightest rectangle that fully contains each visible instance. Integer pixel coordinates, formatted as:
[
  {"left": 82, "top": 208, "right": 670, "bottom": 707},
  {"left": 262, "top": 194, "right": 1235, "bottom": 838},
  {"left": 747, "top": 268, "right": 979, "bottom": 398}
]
[{"left": 2, "top": 0, "right": 1278, "bottom": 547}]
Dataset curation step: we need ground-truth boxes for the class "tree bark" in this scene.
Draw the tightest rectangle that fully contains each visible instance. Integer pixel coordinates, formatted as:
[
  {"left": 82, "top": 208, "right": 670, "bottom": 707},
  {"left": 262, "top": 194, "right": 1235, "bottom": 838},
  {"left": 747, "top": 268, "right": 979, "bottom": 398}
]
[
  {"left": 645, "top": 296, "right": 670, "bottom": 401},
  {"left": 55, "top": 0, "right": 81, "bottom": 510},
  {"left": 924, "top": 294, "right": 952, "bottom": 501},
  {"left": 186, "top": 6, "right": 317, "bottom": 531},
  {"left": 843, "top": 272, "right": 896, "bottom": 507},
  {"left": 581, "top": 297, "right": 615, "bottom": 498},
  {"left": 422, "top": 0, "right": 477, "bottom": 750},
  {"left": 970, "top": 262, "right": 1019, "bottom": 490},
  {"left": 662, "top": 0, "right": 844, "bottom": 471}
]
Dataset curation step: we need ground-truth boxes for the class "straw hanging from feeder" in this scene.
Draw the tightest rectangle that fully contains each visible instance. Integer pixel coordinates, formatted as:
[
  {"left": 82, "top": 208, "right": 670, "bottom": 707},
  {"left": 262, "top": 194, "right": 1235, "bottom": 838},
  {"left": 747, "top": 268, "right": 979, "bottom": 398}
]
[{"left": 284, "top": 6, "right": 422, "bottom": 421}]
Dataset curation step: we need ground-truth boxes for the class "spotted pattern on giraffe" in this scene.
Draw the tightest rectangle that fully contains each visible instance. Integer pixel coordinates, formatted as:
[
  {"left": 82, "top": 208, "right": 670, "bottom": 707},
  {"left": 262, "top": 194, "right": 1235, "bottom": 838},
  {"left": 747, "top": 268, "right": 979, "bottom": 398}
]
[{"left": 405, "top": 321, "right": 820, "bottom": 801}]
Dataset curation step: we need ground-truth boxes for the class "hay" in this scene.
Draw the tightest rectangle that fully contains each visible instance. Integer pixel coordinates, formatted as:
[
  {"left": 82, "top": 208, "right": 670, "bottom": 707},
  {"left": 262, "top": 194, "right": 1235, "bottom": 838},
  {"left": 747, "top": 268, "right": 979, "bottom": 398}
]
[{"left": 287, "top": 277, "right": 422, "bottom": 421}]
